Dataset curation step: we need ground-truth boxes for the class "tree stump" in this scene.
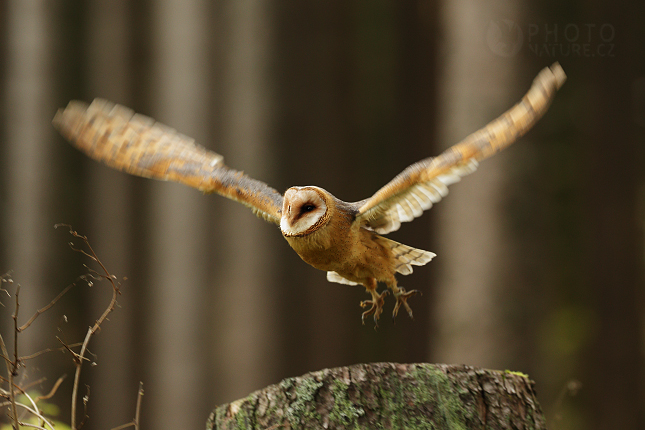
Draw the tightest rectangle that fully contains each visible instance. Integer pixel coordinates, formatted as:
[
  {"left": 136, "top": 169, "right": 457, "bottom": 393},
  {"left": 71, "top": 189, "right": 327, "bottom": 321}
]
[{"left": 207, "top": 362, "right": 546, "bottom": 429}]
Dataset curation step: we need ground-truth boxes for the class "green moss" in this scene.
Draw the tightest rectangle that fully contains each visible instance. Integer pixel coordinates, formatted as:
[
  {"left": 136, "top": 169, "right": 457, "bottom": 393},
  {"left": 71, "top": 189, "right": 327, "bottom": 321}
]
[
  {"left": 504, "top": 369, "right": 529, "bottom": 378},
  {"left": 219, "top": 394, "right": 258, "bottom": 430},
  {"left": 279, "top": 377, "right": 295, "bottom": 391},
  {"left": 407, "top": 366, "right": 469, "bottom": 430},
  {"left": 285, "top": 376, "right": 324, "bottom": 427},
  {"left": 328, "top": 380, "right": 365, "bottom": 428},
  {"left": 234, "top": 405, "right": 254, "bottom": 429},
  {"left": 369, "top": 365, "right": 471, "bottom": 430}
]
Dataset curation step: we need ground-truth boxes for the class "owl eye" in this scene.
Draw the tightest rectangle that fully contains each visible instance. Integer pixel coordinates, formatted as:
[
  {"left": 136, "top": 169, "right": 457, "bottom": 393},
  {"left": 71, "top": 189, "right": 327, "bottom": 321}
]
[{"left": 301, "top": 204, "right": 316, "bottom": 213}]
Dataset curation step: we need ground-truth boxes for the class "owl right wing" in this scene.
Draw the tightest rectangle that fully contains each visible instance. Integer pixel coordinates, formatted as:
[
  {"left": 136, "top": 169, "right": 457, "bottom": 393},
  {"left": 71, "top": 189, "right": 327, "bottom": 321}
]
[
  {"left": 354, "top": 62, "right": 566, "bottom": 234},
  {"left": 53, "top": 99, "right": 284, "bottom": 224}
]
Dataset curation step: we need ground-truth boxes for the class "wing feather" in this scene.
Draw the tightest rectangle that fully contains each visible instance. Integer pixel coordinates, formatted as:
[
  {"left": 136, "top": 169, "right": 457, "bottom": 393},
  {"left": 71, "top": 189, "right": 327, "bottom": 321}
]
[
  {"left": 53, "top": 99, "right": 284, "bottom": 224},
  {"left": 356, "top": 62, "right": 566, "bottom": 234}
]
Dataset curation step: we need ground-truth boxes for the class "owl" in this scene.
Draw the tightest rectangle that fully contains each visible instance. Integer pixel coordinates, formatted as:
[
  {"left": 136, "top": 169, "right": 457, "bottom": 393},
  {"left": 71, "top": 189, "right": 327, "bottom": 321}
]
[{"left": 54, "top": 63, "right": 566, "bottom": 326}]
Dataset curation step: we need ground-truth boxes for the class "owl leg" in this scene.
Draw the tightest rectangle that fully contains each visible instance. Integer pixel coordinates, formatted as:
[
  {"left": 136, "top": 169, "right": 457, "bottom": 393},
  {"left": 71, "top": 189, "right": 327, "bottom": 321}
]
[
  {"left": 359, "top": 278, "right": 388, "bottom": 326},
  {"left": 389, "top": 283, "right": 420, "bottom": 321}
]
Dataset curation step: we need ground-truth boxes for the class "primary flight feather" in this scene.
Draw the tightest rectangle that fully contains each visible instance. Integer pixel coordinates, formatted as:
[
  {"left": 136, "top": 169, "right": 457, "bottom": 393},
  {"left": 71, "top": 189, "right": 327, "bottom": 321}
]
[{"left": 54, "top": 62, "right": 566, "bottom": 325}]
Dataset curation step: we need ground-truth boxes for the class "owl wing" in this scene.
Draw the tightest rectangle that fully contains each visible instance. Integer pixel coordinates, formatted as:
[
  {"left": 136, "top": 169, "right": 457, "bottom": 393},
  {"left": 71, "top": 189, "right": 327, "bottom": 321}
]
[
  {"left": 355, "top": 62, "right": 566, "bottom": 234},
  {"left": 53, "top": 99, "right": 284, "bottom": 224}
]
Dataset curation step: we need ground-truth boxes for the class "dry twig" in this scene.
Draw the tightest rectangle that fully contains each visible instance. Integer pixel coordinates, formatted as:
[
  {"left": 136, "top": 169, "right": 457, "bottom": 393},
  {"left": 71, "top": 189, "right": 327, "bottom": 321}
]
[
  {"left": 1, "top": 226, "right": 133, "bottom": 430},
  {"left": 19, "top": 283, "right": 76, "bottom": 332},
  {"left": 109, "top": 382, "right": 144, "bottom": 430},
  {"left": 54, "top": 224, "right": 121, "bottom": 430}
]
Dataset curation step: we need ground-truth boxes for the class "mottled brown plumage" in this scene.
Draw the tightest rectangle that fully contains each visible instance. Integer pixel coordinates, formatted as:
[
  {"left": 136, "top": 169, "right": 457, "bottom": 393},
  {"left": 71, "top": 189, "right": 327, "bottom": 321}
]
[{"left": 53, "top": 63, "right": 566, "bottom": 325}]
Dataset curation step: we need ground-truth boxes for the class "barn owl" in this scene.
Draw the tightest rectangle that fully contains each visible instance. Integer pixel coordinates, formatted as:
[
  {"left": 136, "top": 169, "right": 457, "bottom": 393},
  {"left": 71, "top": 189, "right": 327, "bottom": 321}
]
[{"left": 53, "top": 62, "right": 566, "bottom": 326}]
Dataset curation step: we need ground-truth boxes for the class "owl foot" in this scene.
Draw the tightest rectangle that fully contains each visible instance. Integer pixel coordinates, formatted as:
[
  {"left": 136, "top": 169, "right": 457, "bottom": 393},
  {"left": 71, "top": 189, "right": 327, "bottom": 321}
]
[
  {"left": 392, "top": 287, "right": 421, "bottom": 322},
  {"left": 360, "top": 290, "right": 389, "bottom": 327}
]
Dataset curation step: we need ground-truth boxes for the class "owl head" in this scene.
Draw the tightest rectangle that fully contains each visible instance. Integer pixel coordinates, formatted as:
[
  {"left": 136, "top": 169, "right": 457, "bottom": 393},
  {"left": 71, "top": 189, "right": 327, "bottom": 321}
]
[{"left": 280, "top": 186, "right": 331, "bottom": 237}]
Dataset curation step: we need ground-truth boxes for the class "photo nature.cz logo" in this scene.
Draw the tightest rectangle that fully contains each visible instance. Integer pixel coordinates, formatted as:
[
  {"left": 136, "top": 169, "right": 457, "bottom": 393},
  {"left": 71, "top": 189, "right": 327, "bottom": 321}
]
[{"left": 487, "top": 20, "right": 615, "bottom": 58}]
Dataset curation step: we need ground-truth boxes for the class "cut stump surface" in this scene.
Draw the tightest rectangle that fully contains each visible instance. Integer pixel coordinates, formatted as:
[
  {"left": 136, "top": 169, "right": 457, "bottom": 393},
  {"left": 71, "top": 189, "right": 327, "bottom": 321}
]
[{"left": 207, "top": 362, "right": 546, "bottom": 430}]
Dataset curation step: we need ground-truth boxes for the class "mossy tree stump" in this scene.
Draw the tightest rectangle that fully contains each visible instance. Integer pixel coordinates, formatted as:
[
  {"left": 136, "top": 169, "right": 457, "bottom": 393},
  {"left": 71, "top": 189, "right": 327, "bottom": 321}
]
[{"left": 207, "top": 363, "right": 546, "bottom": 429}]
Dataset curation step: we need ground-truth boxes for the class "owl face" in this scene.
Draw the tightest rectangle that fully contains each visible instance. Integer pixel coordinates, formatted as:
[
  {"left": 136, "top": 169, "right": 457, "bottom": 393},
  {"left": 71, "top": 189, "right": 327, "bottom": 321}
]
[{"left": 280, "top": 186, "right": 330, "bottom": 237}]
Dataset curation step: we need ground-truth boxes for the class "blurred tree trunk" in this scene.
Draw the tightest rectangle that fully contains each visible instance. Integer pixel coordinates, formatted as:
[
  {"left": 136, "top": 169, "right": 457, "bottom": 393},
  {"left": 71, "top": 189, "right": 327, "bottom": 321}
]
[
  {"left": 519, "top": 1, "right": 645, "bottom": 429},
  {"left": 580, "top": 1, "right": 645, "bottom": 428},
  {"left": 271, "top": 1, "right": 359, "bottom": 374},
  {"left": 143, "top": 1, "right": 214, "bottom": 429},
  {"left": 272, "top": 0, "right": 439, "bottom": 376},
  {"left": 432, "top": 0, "right": 523, "bottom": 367},
  {"left": 2, "top": 0, "right": 56, "bottom": 355},
  {"left": 209, "top": 0, "right": 281, "bottom": 403},
  {"left": 85, "top": 1, "right": 139, "bottom": 427}
]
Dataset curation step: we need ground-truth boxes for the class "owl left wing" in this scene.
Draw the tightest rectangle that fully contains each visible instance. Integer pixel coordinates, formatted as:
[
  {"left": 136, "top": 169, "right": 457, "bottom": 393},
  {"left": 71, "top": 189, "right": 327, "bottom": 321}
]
[
  {"left": 54, "top": 99, "right": 284, "bottom": 224},
  {"left": 355, "top": 62, "right": 566, "bottom": 234}
]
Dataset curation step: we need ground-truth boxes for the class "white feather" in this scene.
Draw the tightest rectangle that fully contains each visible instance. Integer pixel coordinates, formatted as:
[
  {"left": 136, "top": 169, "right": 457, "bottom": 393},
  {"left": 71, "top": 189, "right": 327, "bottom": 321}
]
[{"left": 327, "top": 271, "right": 359, "bottom": 285}]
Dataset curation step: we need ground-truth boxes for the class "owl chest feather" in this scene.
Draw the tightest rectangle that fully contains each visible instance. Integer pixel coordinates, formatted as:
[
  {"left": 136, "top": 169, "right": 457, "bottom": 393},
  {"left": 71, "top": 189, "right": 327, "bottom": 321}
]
[{"left": 284, "top": 218, "right": 395, "bottom": 282}]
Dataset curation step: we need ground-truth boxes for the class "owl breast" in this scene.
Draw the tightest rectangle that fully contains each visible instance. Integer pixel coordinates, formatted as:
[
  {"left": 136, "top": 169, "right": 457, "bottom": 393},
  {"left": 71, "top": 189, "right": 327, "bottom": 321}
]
[
  {"left": 284, "top": 213, "right": 396, "bottom": 285},
  {"left": 284, "top": 215, "right": 353, "bottom": 271}
]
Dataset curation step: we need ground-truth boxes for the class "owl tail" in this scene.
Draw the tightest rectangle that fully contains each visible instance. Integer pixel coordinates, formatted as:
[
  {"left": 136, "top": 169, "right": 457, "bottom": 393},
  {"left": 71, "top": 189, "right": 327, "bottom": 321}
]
[{"left": 380, "top": 236, "right": 436, "bottom": 276}]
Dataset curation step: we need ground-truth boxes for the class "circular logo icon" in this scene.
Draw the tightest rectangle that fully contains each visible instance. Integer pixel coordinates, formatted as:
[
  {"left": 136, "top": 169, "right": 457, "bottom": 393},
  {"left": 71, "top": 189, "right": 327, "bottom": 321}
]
[{"left": 486, "top": 20, "right": 523, "bottom": 57}]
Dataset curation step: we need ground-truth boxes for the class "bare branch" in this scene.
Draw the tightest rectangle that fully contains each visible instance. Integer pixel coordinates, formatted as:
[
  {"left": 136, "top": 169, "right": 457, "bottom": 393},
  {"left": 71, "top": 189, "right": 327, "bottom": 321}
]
[
  {"left": 0, "top": 347, "right": 11, "bottom": 367},
  {"left": 0, "top": 226, "right": 131, "bottom": 429},
  {"left": 57, "top": 226, "right": 121, "bottom": 430},
  {"left": 0, "top": 400, "right": 57, "bottom": 430},
  {"left": 71, "top": 327, "right": 92, "bottom": 428},
  {"left": 34, "top": 375, "right": 67, "bottom": 403},
  {"left": 18, "top": 377, "right": 47, "bottom": 392},
  {"left": 0, "top": 332, "right": 12, "bottom": 375},
  {"left": 16, "top": 389, "right": 41, "bottom": 424},
  {"left": 109, "top": 382, "right": 144, "bottom": 430},
  {"left": 12, "top": 284, "right": 20, "bottom": 371},
  {"left": 0, "top": 373, "right": 65, "bottom": 416},
  {"left": 7, "top": 284, "right": 21, "bottom": 430},
  {"left": 134, "top": 382, "right": 144, "bottom": 430},
  {"left": 109, "top": 422, "right": 136, "bottom": 430},
  {"left": 20, "top": 342, "right": 83, "bottom": 362},
  {"left": 19, "top": 283, "right": 76, "bottom": 332},
  {"left": 16, "top": 422, "right": 47, "bottom": 430}
]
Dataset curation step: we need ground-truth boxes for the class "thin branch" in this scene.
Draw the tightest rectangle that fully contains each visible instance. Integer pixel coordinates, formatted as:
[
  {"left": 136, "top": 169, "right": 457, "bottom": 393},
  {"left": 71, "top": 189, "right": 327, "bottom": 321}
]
[
  {"left": 109, "top": 382, "right": 144, "bottom": 430},
  {"left": 56, "top": 226, "right": 121, "bottom": 430},
  {"left": 0, "top": 400, "right": 57, "bottom": 430},
  {"left": 20, "top": 342, "right": 83, "bottom": 362},
  {"left": 55, "top": 337, "right": 90, "bottom": 365},
  {"left": 0, "top": 333, "right": 12, "bottom": 374},
  {"left": 18, "top": 377, "right": 47, "bottom": 392},
  {"left": 16, "top": 389, "right": 41, "bottom": 423},
  {"left": 12, "top": 284, "right": 20, "bottom": 365},
  {"left": 110, "top": 422, "right": 135, "bottom": 430},
  {"left": 34, "top": 375, "right": 67, "bottom": 403},
  {"left": 0, "top": 350, "right": 44, "bottom": 425},
  {"left": 0, "top": 373, "right": 64, "bottom": 426},
  {"left": 19, "top": 283, "right": 76, "bottom": 332},
  {"left": 0, "top": 348, "right": 11, "bottom": 367},
  {"left": 134, "top": 381, "right": 144, "bottom": 430},
  {"left": 0, "top": 334, "right": 18, "bottom": 430},
  {"left": 8, "top": 285, "right": 21, "bottom": 430},
  {"left": 0, "top": 375, "right": 55, "bottom": 401},
  {"left": 16, "top": 423, "right": 47, "bottom": 430},
  {"left": 71, "top": 327, "right": 92, "bottom": 429}
]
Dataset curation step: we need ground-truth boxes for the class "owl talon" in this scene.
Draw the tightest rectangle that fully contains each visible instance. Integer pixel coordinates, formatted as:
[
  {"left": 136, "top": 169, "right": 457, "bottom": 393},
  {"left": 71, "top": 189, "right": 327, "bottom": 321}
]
[
  {"left": 360, "top": 290, "right": 389, "bottom": 326},
  {"left": 392, "top": 288, "right": 421, "bottom": 321}
]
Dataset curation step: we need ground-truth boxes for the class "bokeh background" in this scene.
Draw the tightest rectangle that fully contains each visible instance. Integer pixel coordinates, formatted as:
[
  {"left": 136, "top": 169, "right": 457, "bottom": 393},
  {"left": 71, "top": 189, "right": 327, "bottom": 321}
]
[{"left": 1, "top": 1, "right": 643, "bottom": 429}]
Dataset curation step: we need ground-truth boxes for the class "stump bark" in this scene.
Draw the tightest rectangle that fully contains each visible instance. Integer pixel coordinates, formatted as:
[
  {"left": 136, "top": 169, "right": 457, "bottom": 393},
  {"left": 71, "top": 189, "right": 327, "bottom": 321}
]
[{"left": 207, "top": 363, "right": 546, "bottom": 430}]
